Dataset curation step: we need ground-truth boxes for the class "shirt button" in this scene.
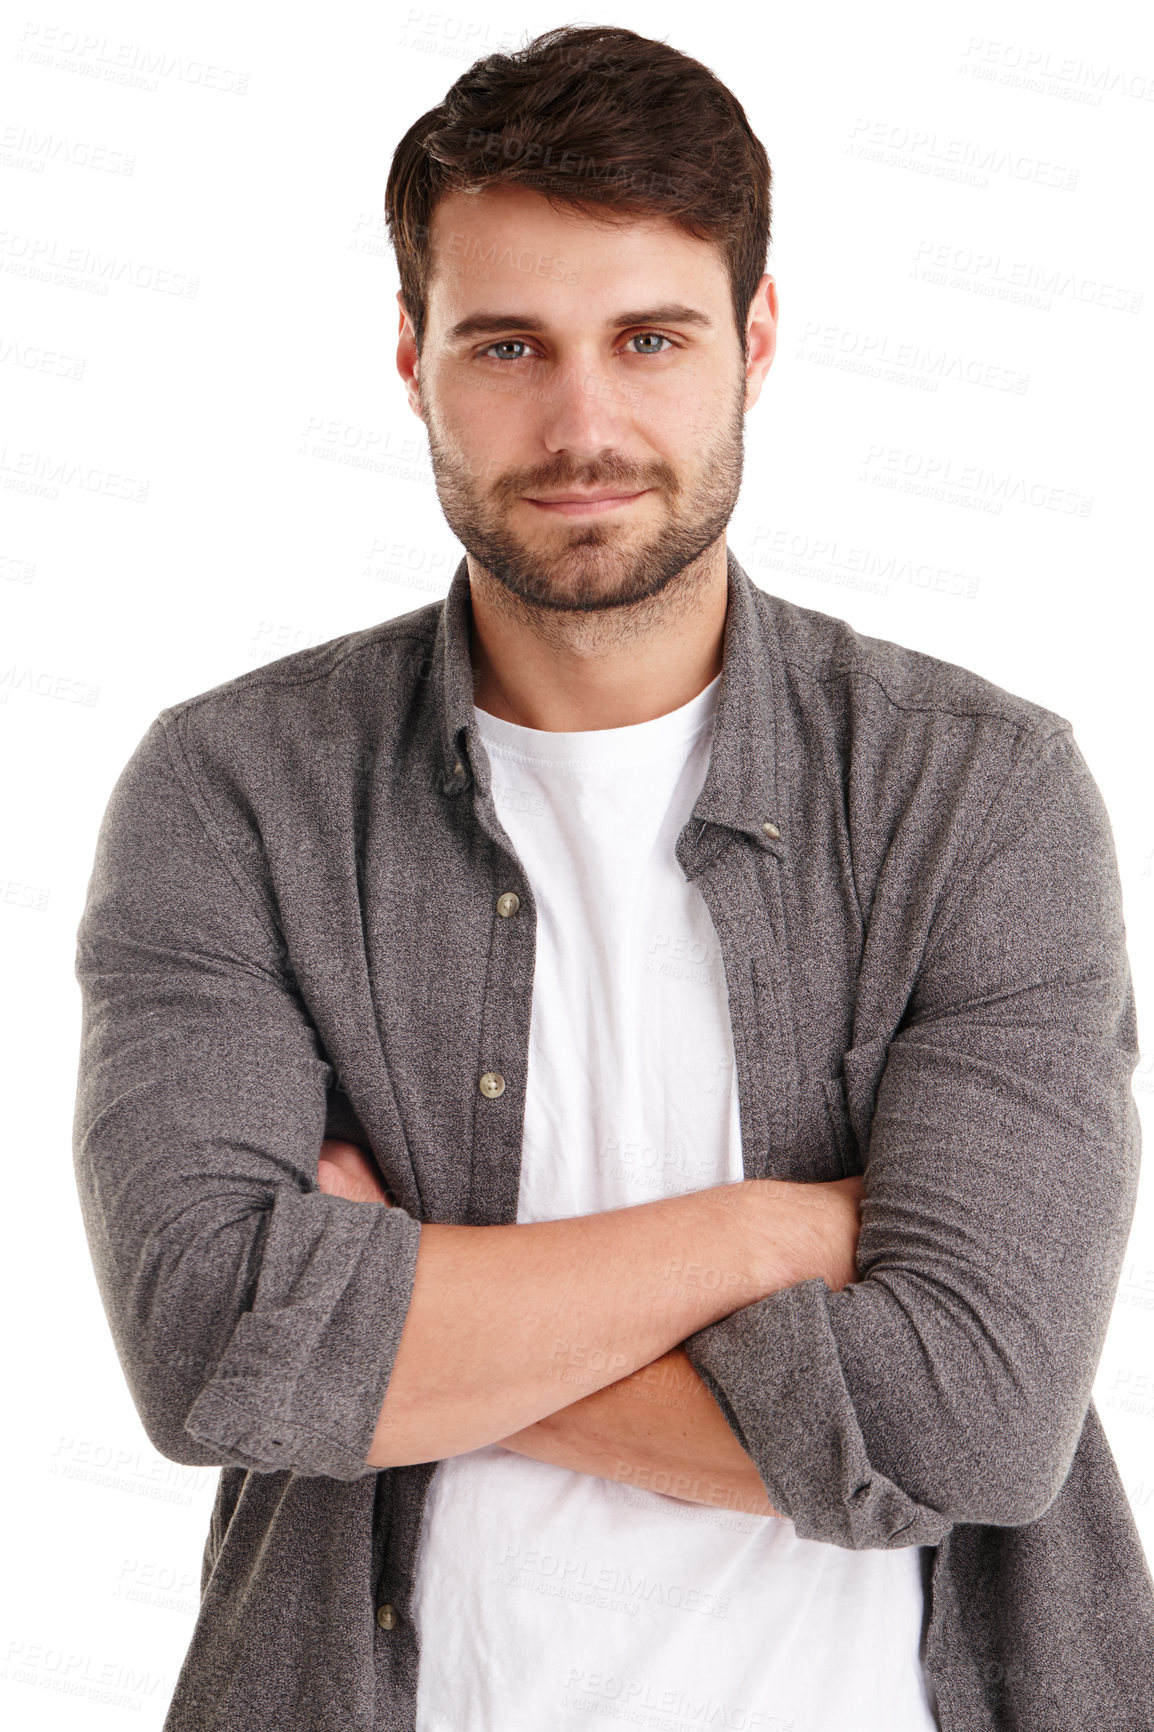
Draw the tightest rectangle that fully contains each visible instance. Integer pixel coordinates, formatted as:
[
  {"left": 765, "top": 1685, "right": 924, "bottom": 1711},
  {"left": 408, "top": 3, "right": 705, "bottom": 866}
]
[
  {"left": 762, "top": 820, "right": 781, "bottom": 840},
  {"left": 376, "top": 1603, "right": 398, "bottom": 1630},
  {"left": 479, "top": 1071, "right": 506, "bottom": 1098},
  {"left": 497, "top": 892, "right": 520, "bottom": 918}
]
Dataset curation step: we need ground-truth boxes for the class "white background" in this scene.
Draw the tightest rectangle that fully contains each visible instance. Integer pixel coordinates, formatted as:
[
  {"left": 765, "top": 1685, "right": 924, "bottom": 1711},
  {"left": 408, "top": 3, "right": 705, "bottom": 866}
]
[{"left": 2, "top": 0, "right": 1152, "bottom": 1722}]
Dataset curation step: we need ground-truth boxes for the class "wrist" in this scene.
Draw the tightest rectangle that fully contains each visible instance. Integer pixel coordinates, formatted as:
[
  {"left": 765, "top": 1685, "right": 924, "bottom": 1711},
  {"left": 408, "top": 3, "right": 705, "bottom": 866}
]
[{"left": 741, "top": 1177, "right": 845, "bottom": 1296}]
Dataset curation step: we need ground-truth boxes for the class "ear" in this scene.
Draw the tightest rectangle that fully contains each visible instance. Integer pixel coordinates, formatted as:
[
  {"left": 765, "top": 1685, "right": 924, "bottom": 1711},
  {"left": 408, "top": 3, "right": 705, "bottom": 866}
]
[
  {"left": 396, "top": 290, "right": 424, "bottom": 421},
  {"left": 743, "top": 273, "right": 778, "bottom": 413}
]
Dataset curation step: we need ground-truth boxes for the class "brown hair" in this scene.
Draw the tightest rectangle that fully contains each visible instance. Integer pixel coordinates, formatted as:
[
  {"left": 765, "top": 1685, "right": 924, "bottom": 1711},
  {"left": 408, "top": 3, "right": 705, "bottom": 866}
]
[{"left": 384, "top": 24, "right": 771, "bottom": 361}]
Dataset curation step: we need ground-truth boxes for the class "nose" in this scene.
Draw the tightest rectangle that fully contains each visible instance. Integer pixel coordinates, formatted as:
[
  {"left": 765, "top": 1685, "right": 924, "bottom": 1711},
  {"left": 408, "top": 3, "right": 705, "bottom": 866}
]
[{"left": 537, "top": 354, "right": 636, "bottom": 462}]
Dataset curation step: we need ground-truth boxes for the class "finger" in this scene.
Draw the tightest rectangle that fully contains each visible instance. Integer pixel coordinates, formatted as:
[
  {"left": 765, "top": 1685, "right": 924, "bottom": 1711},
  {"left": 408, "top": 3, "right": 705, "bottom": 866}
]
[
  {"left": 320, "top": 1142, "right": 379, "bottom": 1185},
  {"left": 318, "top": 1158, "right": 392, "bottom": 1206},
  {"left": 317, "top": 1157, "right": 359, "bottom": 1201},
  {"left": 317, "top": 1145, "right": 392, "bottom": 1205}
]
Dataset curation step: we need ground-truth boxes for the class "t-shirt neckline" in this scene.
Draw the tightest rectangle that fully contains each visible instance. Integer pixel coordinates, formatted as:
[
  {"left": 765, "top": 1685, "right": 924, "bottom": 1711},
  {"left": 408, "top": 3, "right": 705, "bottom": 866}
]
[{"left": 472, "top": 671, "right": 722, "bottom": 768}]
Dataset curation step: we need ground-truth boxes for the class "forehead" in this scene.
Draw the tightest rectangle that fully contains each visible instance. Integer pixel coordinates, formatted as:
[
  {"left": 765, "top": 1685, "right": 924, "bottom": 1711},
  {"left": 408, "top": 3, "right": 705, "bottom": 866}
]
[{"left": 425, "top": 183, "right": 728, "bottom": 311}]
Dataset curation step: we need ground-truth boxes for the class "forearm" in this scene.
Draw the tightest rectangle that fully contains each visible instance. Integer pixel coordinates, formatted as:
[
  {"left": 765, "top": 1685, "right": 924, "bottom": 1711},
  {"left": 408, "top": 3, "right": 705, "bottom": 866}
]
[
  {"left": 369, "top": 1177, "right": 799, "bottom": 1467},
  {"left": 491, "top": 1190, "right": 864, "bottom": 1517},
  {"left": 318, "top": 1139, "right": 858, "bottom": 1477},
  {"left": 499, "top": 1345, "right": 785, "bottom": 1517}
]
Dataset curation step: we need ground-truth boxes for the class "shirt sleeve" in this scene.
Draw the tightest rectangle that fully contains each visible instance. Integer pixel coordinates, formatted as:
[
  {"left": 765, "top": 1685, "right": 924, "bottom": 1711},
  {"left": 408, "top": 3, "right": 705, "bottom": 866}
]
[
  {"left": 71, "top": 715, "right": 423, "bottom": 1481},
  {"left": 681, "top": 724, "right": 1142, "bottom": 1548}
]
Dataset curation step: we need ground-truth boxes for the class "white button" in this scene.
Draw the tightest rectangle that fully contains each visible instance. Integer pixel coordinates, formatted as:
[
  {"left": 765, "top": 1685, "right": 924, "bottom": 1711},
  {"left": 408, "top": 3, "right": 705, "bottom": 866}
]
[{"left": 479, "top": 1072, "right": 505, "bottom": 1098}]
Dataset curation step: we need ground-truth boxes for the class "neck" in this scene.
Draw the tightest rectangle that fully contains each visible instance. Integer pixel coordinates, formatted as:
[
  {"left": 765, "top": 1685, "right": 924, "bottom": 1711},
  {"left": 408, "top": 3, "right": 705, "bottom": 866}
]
[{"left": 467, "top": 541, "right": 729, "bottom": 732}]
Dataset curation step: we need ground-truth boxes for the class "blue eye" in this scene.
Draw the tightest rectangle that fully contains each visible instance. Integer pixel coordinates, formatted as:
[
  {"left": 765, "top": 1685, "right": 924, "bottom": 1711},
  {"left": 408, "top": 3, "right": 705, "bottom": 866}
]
[
  {"left": 483, "top": 340, "right": 534, "bottom": 361},
  {"left": 479, "top": 332, "right": 674, "bottom": 362}
]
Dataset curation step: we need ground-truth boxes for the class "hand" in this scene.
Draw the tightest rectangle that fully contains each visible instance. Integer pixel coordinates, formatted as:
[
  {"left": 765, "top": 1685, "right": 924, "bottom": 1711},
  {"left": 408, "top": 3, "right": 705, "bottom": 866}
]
[
  {"left": 743, "top": 1172, "right": 864, "bottom": 1296},
  {"left": 801, "top": 1173, "right": 864, "bottom": 1292},
  {"left": 317, "top": 1138, "right": 395, "bottom": 1206},
  {"left": 500, "top": 1348, "right": 788, "bottom": 1520}
]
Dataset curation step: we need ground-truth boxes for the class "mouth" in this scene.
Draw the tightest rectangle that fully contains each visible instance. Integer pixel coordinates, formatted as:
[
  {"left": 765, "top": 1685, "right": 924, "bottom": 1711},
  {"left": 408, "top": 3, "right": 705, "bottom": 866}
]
[{"left": 523, "top": 489, "right": 651, "bottom": 516}]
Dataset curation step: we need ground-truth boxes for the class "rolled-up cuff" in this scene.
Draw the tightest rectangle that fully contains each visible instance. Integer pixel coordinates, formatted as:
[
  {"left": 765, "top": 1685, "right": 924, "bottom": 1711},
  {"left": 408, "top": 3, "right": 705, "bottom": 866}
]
[{"left": 681, "top": 1276, "right": 955, "bottom": 1550}]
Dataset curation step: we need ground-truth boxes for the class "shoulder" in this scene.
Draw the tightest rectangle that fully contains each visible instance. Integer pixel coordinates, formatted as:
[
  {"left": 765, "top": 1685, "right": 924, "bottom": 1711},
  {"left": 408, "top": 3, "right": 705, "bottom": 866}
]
[
  {"left": 753, "top": 584, "right": 1070, "bottom": 743},
  {"left": 745, "top": 585, "right": 1098, "bottom": 910},
  {"left": 145, "top": 597, "right": 446, "bottom": 791},
  {"left": 119, "top": 599, "right": 447, "bottom": 859},
  {"left": 155, "top": 598, "right": 443, "bottom": 738}
]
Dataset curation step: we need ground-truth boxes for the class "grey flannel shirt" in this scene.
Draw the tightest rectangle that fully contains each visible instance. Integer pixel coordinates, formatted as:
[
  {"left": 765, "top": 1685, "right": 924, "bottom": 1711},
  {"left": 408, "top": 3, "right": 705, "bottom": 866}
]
[{"left": 71, "top": 548, "right": 1154, "bottom": 1730}]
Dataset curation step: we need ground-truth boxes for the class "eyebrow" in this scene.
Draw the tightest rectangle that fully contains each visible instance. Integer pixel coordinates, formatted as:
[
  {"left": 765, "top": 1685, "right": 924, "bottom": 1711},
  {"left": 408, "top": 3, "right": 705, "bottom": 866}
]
[{"left": 444, "top": 303, "right": 716, "bottom": 345}]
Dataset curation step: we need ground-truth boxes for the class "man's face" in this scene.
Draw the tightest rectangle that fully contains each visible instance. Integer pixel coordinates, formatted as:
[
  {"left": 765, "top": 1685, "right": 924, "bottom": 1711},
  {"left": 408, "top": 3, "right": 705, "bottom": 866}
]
[{"left": 398, "top": 184, "right": 775, "bottom": 616}]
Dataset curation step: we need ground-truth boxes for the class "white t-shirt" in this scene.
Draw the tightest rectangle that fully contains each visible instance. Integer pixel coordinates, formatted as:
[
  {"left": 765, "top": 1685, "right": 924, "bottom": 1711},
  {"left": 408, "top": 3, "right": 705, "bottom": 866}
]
[{"left": 411, "top": 671, "right": 940, "bottom": 1731}]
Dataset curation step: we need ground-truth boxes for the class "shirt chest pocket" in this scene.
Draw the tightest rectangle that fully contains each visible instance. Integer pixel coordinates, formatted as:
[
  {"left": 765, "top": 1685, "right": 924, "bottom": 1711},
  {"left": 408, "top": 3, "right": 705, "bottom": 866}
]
[
  {"left": 747, "top": 955, "right": 857, "bottom": 1182},
  {"left": 820, "top": 1071, "right": 862, "bottom": 1177},
  {"left": 756, "top": 1070, "right": 861, "bottom": 1183}
]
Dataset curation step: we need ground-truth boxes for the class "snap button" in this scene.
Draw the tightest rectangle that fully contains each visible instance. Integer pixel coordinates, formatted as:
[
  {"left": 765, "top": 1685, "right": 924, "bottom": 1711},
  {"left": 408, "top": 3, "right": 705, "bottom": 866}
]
[
  {"left": 443, "top": 757, "right": 468, "bottom": 794},
  {"left": 479, "top": 1071, "right": 505, "bottom": 1098},
  {"left": 497, "top": 892, "right": 520, "bottom": 918},
  {"left": 761, "top": 820, "right": 781, "bottom": 840},
  {"left": 376, "top": 1602, "right": 398, "bottom": 1630}
]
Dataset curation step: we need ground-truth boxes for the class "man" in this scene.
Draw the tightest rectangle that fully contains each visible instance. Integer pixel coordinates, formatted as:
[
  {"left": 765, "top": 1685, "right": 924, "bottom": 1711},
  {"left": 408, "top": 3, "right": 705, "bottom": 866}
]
[{"left": 71, "top": 23, "right": 1153, "bottom": 1732}]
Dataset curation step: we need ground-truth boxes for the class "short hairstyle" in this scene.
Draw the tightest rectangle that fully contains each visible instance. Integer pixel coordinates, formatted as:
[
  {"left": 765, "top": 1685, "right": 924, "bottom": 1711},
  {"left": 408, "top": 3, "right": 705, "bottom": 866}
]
[{"left": 384, "top": 24, "right": 771, "bottom": 360}]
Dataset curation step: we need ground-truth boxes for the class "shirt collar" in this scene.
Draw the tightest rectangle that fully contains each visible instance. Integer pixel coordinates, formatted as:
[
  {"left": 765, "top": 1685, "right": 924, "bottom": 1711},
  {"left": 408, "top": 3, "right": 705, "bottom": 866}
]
[{"left": 434, "top": 545, "right": 785, "bottom": 858}]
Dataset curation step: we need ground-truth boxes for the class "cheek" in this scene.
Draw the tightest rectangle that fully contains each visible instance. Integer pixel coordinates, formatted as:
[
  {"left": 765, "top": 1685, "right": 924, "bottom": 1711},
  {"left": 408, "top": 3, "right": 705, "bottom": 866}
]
[
  {"left": 663, "top": 386, "right": 723, "bottom": 444},
  {"left": 437, "top": 385, "right": 534, "bottom": 467}
]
